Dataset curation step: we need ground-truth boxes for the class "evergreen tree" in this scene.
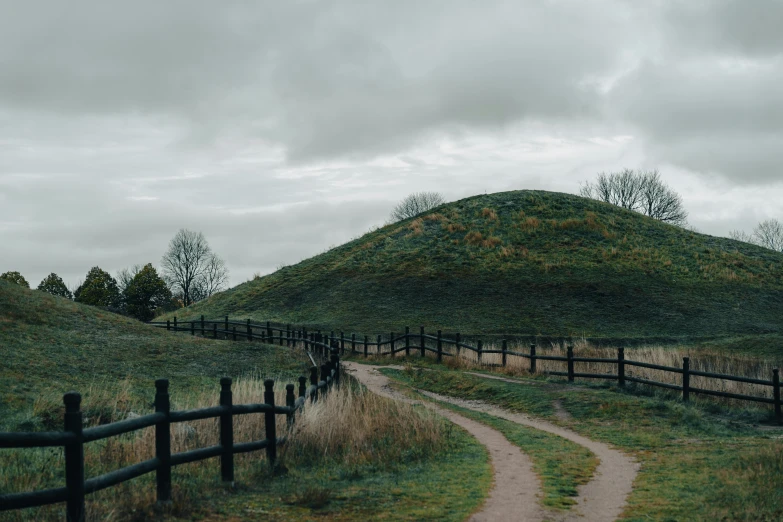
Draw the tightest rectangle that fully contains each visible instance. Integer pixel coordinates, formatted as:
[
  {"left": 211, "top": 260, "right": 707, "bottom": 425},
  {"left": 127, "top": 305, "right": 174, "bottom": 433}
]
[
  {"left": 0, "top": 271, "right": 29, "bottom": 288},
  {"left": 37, "top": 273, "right": 73, "bottom": 299},
  {"left": 74, "top": 267, "right": 120, "bottom": 308},
  {"left": 123, "top": 264, "right": 173, "bottom": 321}
]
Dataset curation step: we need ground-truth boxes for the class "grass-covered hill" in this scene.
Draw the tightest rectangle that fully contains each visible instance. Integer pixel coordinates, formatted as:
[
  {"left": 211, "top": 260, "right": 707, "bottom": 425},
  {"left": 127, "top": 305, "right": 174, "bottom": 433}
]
[
  {"left": 0, "top": 280, "right": 307, "bottom": 430},
  {"left": 165, "top": 190, "right": 783, "bottom": 341}
]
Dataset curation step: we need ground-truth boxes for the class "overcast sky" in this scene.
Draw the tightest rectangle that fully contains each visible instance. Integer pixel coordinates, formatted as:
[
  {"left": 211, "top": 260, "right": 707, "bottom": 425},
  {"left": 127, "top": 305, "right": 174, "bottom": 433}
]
[{"left": 1, "top": 0, "right": 782, "bottom": 289}]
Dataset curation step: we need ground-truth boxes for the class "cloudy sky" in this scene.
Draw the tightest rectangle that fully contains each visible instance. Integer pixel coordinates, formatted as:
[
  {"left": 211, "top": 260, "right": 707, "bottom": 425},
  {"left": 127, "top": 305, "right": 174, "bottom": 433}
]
[{"left": 1, "top": 0, "right": 782, "bottom": 289}]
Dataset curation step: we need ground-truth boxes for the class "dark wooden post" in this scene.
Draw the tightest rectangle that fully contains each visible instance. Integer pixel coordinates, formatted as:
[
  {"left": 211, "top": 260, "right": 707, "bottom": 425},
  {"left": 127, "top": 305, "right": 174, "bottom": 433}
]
[
  {"left": 618, "top": 348, "right": 625, "bottom": 387},
  {"left": 456, "top": 332, "right": 461, "bottom": 356},
  {"left": 213, "top": 323, "right": 217, "bottom": 339},
  {"left": 420, "top": 326, "right": 425, "bottom": 358},
  {"left": 309, "top": 366, "right": 319, "bottom": 401},
  {"left": 377, "top": 334, "right": 382, "bottom": 356},
  {"left": 321, "top": 364, "right": 329, "bottom": 386},
  {"left": 279, "top": 326, "right": 284, "bottom": 346},
  {"left": 201, "top": 315, "right": 205, "bottom": 335},
  {"left": 773, "top": 369, "right": 781, "bottom": 424},
  {"left": 220, "top": 377, "right": 234, "bottom": 484},
  {"left": 264, "top": 379, "right": 277, "bottom": 468},
  {"left": 530, "top": 344, "right": 536, "bottom": 374},
  {"left": 299, "top": 376, "right": 307, "bottom": 399},
  {"left": 340, "top": 332, "right": 345, "bottom": 354},
  {"left": 352, "top": 333, "right": 356, "bottom": 354},
  {"left": 287, "top": 325, "right": 292, "bottom": 347},
  {"left": 364, "top": 335, "right": 369, "bottom": 358},
  {"left": 63, "top": 392, "right": 85, "bottom": 522},
  {"left": 173, "top": 317, "right": 177, "bottom": 331},
  {"left": 286, "top": 384, "right": 296, "bottom": 427},
  {"left": 232, "top": 326, "right": 237, "bottom": 341},
  {"left": 191, "top": 321, "right": 195, "bottom": 336},
  {"left": 155, "top": 379, "right": 172, "bottom": 504},
  {"left": 501, "top": 340, "right": 507, "bottom": 367},
  {"left": 477, "top": 340, "right": 483, "bottom": 364},
  {"left": 682, "top": 357, "right": 690, "bottom": 403},
  {"left": 567, "top": 346, "right": 574, "bottom": 382},
  {"left": 405, "top": 326, "right": 410, "bottom": 356},
  {"left": 437, "top": 330, "right": 443, "bottom": 363},
  {"left": 166, "top": 319, "right": 170, "bottom": 331},
  {"left": 224, "top": 316, "right": 229, "bottom": 332},
  {"left": 390, "top": 331, "right": 395, "bottom": 356},
  {"left": 247, "top": 319, "right": 252, "bottom": 341},
  {"left": 330, "top": 352, "right": 340, "bottom": 385}
]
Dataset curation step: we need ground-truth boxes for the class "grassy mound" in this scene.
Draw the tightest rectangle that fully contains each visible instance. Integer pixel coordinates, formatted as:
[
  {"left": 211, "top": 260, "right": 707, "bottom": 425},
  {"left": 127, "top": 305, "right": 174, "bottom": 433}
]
[
  {"left": 165, "top": 190, "right": 783, "bottom": 341},
  {"left": 0, "top": 280, "right": 309, "bottom": 430}
]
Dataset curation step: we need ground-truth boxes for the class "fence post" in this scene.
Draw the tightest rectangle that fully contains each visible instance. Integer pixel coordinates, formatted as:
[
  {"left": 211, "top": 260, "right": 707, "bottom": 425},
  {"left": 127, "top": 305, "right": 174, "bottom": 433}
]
[
  {"left": 501, "top": 340, "right": 507, "bottom": 367},
  {"left": 287, "top": 325, "right": 291, "bottom": 347},
  {"left": 773, "top": 369, "right": 781, "bottom": 424},
  {"left": 477, "top": 340, "right": 483, "bottom": 364},
  {"left": 63, "top": 392, "right": 85, "bottom": 522},
  {"left": 309, "top": 366, "right": 319, "bottom": 401},
  {"left": 173, "top": 317, "right": 177, "bottom": 331},
  {"left": 321, "top": 364, "right": 329, "bottom": 386},
  {"left": 530, "top": 344, "right": 536, "bottom": 374},
  {"left": 682, "top": 357, "right": 690, "bottom": 403},
  {"left": 567, "top": 346, "right": 574, "bottom": 382},
  {"left": 456, "top": 332, "right": 461, "bottom": 357},
  {"left": 267, "top": 321, "right": 272, "bottom": 341},
  {"left": 286, "top": 384, "right": 296, "bottom": 427},
  {"left": 224, "top": 316, "right": 228, "bottom": 332},
  {"left": 420, "top": 326, "right": 425, "bottom": 358},
  {"left": 405, "top": 326, "right": 410, "bottom": 356},
  {"left": 232, "top": 326, "right": 237, "bottom": 341},
  {"left": 390, "top": 331, "right": 395, "bottom": 356},
  {"left": 201, "top": 315, "right": 205, "bottom": 336},
  {"left": 220, "top": 377, "right": 234, "bottom": 484},
  {"left": 437, "top": 330, "right": 443, "bottom": 363},
  {"left": 377, "top": 334, "right": 382, "bottom": 356},
  {"left": 299, "top": 376, "right": 307, "bottom": 399},
  {"left": 364, "top": 335, "right": 369, "bottom": 358},
  {"left": 166, "top": 319, "right": 170, "bottom": 331},
  {"left": 340, "top": 332, "right": 345, "bottom": 354},
  {"left": 213, "top": 324, "right": 217, "bottom": 339},
  {"left": 155, "top": 379, "right": 172, "bottom": 504},
  {"left": 352, "top": 333, "right": 356, "bottom": 354},
  {"left": 331, "top": 352, "right": 340, "bottom": 385},
  {"left": 247, "top": 319, "right": 252, "bottom": 341},
  {"left": 618, "top": 348, "right": 625, "bottom": 387},
  {"left": 191, "top": 321, "right": 195, "bottom": 336},
  {"left": 264, "top": 380, "right": 277, "bottom": 469}
]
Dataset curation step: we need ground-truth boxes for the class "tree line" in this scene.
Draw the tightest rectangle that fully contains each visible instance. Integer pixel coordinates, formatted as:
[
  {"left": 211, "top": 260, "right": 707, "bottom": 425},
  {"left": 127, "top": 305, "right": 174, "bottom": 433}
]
[{"left": 0, "top": 229, "right": 228, "bottom": 321}]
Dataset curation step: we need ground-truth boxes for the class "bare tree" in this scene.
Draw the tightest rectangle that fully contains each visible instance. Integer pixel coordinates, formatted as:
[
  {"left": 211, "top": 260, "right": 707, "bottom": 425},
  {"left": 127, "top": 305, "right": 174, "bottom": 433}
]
[
  {"left": 729, "top": 230, "right": 754, "bottom": 243},
  {"left": 390, "top": 192, "right": 446, "bottom": 222},
  {"left": 753, "top": 219, "right": 783, "bottom": 252},
  {"left": 191, "top": 253, "right": 229, "bottom": 301},
  {"left": 116, "top": 264, "right": 143, "bottom": 295},
  {"left": 161, "top": 229, "right": 212, "bottom": 307},
  {"left": 580, "top": 169, "right": 688, "bottom": 226}
]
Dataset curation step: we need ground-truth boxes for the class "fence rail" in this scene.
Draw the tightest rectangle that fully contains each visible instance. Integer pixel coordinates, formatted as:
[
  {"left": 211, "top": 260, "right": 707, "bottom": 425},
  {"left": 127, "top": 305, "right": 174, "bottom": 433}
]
[
  {"left": 150, "top": 317, "right": 782, "bottom": 423},
  {"left": 0, "top": 352, "right": 342, "bottom": 520}
]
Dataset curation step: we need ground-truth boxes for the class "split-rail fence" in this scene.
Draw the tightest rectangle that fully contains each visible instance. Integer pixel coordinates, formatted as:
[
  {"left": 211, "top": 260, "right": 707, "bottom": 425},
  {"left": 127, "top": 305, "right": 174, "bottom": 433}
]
[
  {"left": 0, "top": 345, "right": 342, "bottom": 521},
  {"left": 149, "top": 316, "right": 782, "bottom": 424}
]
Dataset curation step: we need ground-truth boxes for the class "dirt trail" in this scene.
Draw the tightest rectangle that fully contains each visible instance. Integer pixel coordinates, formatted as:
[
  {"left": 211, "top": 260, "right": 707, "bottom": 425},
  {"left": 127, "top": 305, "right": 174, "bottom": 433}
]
[
  {"left": 344, "top": 362, "right": 548, "bottom": 522},
  {"left": 345, "top": 363, "right": 638, "bottom": 522}
]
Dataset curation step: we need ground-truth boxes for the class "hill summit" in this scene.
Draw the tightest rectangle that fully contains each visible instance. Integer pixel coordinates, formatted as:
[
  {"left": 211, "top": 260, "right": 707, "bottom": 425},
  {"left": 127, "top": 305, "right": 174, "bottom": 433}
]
[{"left": 169, "top": 190, "right": 783, "bottom": 340}]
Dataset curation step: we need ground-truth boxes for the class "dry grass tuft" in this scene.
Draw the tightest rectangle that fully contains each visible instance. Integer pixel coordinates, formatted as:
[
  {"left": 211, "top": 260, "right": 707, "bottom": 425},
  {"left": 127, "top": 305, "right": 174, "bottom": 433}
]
[
  {"left": 481, "top": 236, "right": 503, "bottom": 248},
  {"left": 445, "top": 222, "right": 467, "bottom": 233},
  {"left": 481, "top": 208, "right": 498, "bottom": 221},
  {"left": 409, "top": 218, "right": 424, "bottom": 236},
  {"left": 519, "top": 217, "right": 540, "bottom": 231},
  {"left": 464, "top": 230, "right": 484, "bottom": 245}
]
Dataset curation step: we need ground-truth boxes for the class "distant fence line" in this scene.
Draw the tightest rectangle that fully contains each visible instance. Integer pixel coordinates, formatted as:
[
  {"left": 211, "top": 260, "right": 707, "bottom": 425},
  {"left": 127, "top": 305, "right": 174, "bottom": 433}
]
[
  {"left": 0, "top": 350, "right": 342, "bottom": 521},
  {"left": 150, "top": 316, "right": 782, "bottom": 424}
]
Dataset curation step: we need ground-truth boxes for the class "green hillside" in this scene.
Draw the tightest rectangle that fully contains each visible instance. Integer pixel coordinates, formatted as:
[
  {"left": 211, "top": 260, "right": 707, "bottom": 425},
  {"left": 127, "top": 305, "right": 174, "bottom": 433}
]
[
  {"left": 164, "top": 190, "right": 783, "bottom": 341},
  {"left": 0, "top": 280, "right": 308, "bottom": 430}
]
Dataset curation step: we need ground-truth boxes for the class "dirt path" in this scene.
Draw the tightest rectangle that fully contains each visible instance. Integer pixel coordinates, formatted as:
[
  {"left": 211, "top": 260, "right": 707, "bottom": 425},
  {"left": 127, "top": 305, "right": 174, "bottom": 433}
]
[
  {"left": 344, "top": 362, "right": 548, "bottom": 522},
  {"left": 345, "top": 363, "right": 638, "bottom": 522}
]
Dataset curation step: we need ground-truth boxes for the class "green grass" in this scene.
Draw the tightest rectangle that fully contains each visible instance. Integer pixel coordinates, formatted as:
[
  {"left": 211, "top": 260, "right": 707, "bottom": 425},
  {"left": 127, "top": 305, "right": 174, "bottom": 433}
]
[
  {"left": 382, "top": 364, "right": 783, "bottom": 521},
  {"left": 159, "top": 190, "right": 783, "bottom": 342},
  {"left": 414, "top": 392, "right": 597, "bottom": 511},
  {"left": 0, "top": 280, "right": 310, "bottom": 430},
  {"left": 172, "top": 423, "right": 491, "bottom": 521}
]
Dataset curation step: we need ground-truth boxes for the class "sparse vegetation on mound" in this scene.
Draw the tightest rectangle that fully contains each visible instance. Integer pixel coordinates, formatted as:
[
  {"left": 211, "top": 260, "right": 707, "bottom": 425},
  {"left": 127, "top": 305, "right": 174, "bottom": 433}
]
[{"left": 162, "top": 190, "right": 783, "bottom": 341}]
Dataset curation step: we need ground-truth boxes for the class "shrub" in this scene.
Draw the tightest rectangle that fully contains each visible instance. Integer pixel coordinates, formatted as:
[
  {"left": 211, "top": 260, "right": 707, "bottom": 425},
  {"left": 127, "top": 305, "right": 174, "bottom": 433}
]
[{"left": 1, "top": 271, "right": 29, "bottom": 288}]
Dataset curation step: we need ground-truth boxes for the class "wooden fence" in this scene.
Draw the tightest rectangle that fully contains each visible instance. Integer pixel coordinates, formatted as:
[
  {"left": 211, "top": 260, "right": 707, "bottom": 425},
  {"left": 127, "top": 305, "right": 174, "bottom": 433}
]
[
  {"left": 150, "top": 316, "right": 782, "bottom": 423},
  {"left": 0, "top": 352, "right": 341, "bottom": 521}
]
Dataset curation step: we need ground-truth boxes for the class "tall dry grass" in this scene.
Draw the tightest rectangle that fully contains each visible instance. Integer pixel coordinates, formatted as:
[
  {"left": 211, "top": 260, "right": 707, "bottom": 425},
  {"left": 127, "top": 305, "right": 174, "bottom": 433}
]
[{"left": 1, "top": 373, "right": 444, "bottom": 521}]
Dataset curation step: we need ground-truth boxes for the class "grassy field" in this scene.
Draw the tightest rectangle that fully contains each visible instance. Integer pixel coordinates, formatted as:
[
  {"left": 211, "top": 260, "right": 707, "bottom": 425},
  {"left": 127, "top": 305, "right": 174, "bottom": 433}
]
[
  {"left": 159, "top": 190, "right": 783, "bottom": 341},
  {"left": 0, "top": 281, "right": 490, "bottom": 521},
  {"left": 382, "top": 363, "right": 783, "bottom": 521}
]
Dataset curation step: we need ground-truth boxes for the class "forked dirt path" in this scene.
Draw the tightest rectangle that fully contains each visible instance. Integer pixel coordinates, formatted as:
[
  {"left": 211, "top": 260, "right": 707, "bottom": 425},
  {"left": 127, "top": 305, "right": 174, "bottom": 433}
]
[
  {"left": 345, "top": 363, "right": 639, "bottom": 522},
  {"left": 344, "top": 362, "right": 548, "bottom": 522}
]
